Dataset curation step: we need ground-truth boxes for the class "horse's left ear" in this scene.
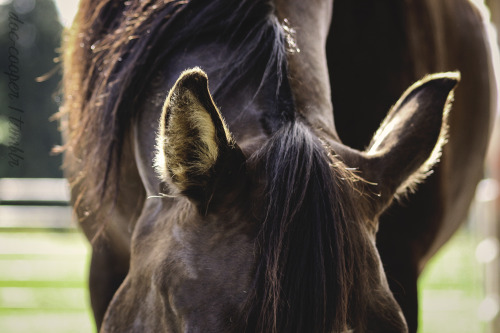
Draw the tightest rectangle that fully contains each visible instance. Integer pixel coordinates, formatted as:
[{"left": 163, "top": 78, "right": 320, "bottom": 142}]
[
  {"left": 333, "top": 72, "right": 460, "bottom": 213},
  {"left": 155, "top": 68, "right": 245, "bottom": 208}
]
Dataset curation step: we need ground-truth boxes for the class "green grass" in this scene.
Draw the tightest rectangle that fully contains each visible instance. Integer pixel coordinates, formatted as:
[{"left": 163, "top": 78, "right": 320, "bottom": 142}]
[
  {"left": 0, "top": 231, "right": 96, "bottom": 333},
  {"left": 0, "top": 229, "right": 486, "bottom": 333},
  {"left": 419, "top": 229, "right": 486, "bottom": 333}
]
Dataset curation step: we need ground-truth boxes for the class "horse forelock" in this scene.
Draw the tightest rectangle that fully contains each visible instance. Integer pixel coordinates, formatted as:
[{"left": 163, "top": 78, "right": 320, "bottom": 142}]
[{"left": 235, "top": 121, "right": 373, "bottom": 333}]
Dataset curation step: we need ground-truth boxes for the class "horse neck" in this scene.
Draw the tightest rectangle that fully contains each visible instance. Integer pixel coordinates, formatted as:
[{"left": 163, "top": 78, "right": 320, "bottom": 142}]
[{"left": 274, "top": 0, "right": 339, "bottom": 141}]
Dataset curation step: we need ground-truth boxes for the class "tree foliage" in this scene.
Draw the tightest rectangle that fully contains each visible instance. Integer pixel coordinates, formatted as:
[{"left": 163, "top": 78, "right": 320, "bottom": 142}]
[{"left": 0, "top": 0, "right": 63, "bottom": 178}]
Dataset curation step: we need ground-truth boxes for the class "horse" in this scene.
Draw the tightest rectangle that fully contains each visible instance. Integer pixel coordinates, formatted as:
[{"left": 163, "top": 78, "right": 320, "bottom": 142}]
[{"left": 60, "top": 0, "right": 497, "bottom": 332}]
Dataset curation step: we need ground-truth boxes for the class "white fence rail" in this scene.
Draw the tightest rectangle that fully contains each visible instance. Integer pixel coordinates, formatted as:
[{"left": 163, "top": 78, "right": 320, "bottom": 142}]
[{"left": 0, "top": 178, "right": 74, "bottom": 229}]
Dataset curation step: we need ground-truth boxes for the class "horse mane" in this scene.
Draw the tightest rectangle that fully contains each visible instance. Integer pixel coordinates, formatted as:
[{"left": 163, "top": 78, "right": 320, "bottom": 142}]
[
  {"left": 61, "top": 0, "right": 289, "bottom": 203},
  {"left": 237, "top": 121, "right": 373, "bottom": 333}
]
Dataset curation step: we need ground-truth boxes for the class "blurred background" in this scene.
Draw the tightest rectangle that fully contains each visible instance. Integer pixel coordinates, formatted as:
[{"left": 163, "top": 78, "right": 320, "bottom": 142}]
[
  {"left": 0, "top": 1, "right": 94, "bottom": 332},
  {"left": 0, "top": 0, "right": 499, "bottom": 332}
]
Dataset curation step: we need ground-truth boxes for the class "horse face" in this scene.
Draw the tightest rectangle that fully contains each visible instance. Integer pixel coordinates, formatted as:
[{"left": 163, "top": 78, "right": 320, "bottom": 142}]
[
  {"left": 108, "top": 68, "right": 458, "bottom": 332},
  {"left": 126, "top": 68, "right": 258, "bottom": 332}
]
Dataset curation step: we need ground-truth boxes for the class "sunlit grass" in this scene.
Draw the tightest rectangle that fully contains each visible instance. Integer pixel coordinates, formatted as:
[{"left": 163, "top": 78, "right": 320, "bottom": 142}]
[
  {"left": 0, "top": 231, "right": 95, "bottom": 333},
  {"left": 419, "top": 229, "right": 486, "bottom": 333},
  {"left": 0, "top": 312, "right": 93, "bottom": 333}
]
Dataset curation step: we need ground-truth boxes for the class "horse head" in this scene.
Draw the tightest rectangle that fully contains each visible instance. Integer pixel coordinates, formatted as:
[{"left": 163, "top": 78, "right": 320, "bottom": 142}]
[
  {"left": 133, "top": 68, "right": 459, "bottom": 333},
  {"left": 62, "top": 0, "right": 496, "bottom": 331}
]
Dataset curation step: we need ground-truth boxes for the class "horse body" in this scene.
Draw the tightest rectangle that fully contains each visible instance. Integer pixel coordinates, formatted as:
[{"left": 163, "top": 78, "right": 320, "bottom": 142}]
[
  {"left": 330, "top": 0, "right": 496, "bottom": 259},
  {"left": 61, "top": 0, "right": 496, "bottom": 332}
]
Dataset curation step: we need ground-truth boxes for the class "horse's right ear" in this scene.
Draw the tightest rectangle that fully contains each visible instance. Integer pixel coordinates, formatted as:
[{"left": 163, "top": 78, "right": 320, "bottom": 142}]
[{"left": 154, "top": 68, "right": 246, "bottom": 208}]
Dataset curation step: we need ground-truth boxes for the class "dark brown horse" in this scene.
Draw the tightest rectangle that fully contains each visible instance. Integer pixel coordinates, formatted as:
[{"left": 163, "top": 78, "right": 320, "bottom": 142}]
[{"left": 60, "top": 0, "right": 497, "bottom": 332}]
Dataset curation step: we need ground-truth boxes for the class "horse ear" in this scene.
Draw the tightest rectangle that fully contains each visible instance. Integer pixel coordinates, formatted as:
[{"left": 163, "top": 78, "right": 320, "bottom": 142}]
[
  {"left": 334, "top": 72, "right": 460, "bottom": 213},
  {"left": 155, "top": 68, "right": 245, "bottom": 208}
]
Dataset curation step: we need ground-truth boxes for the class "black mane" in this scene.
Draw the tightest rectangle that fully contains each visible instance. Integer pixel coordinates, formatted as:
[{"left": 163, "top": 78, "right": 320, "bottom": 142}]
[{"left": 239, "top": 121, "right": 370, "bottom": 333}]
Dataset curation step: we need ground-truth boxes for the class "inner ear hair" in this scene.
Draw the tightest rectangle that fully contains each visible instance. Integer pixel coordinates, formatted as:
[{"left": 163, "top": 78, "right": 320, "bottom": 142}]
[
  {"left": 154, "top": 68, "right": 244, "bottom": 209},
  {"left": 367, "top": 72, "right": 460, "bottom": 200}
]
